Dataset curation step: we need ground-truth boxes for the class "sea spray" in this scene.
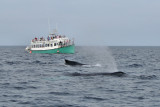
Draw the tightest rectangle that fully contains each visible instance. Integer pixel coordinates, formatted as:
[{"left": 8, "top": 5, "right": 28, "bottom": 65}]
[
  {"left": 105, "top": 46, "right": 118, "bottom": 72},
  {"left": 77, "top": 46, "right": 118, "bottom": 72}
]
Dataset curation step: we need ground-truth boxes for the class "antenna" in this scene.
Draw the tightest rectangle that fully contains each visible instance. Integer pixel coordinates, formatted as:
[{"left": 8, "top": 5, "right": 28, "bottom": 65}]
[
  {"left": 48, "top": 17, "right": 51, "bottom": 34},
  {"left": 56, "top": 23, "right": 58, "bottom": 30},
  {"left": 53, "top": 23, "right": 58, "bottom": 35}
]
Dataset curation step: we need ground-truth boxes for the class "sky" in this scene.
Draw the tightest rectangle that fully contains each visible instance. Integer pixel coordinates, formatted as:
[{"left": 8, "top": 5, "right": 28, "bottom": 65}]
[{"left": 0, "top": 0, "right": 160, "bottom": 46}]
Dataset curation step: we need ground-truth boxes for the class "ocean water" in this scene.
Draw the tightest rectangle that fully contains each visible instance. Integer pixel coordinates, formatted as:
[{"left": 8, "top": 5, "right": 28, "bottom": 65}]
[{"left": 0, "top": 46, "right": 160, "bottom": 107}]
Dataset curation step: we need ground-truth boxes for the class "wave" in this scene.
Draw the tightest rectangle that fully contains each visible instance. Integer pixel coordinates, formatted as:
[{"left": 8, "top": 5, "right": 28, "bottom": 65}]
[
  {"left": 138, "top": 75, "right": 157, "bottom": 80},
  {"left": 13, "top": 86, "right": 26, "bottom": 90},
  {"left": 13, "top": 85, "right": 38, "bottom": 90},
  {"left": 48, "top": 91, "right": 71, "bottom": 96},
  {"left": 52, "top": 104, "right": 80, "bottom": 107},
  {"left": 84, "top": 96, "right": 106, "bottom": 101},
  {"left": 5, "top": 61, "right": 22, "bottom": 65},
  {"left": 127, "top": 63, "right": 143, "bottom": 68},
  {"left": 154, "top": 69, "right": 160, "bottom": 71},
  {"left": 32, "top": 60, "right": 47, "bottom": 64},
  {"left": 18, "top": 101, "right": 33, "bottom": 105}
]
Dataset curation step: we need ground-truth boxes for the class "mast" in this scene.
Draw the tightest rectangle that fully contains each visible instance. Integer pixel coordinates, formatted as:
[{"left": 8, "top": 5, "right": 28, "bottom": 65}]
[
  {"left": 48, "top": 17, "right": 51, "bottom": 34},
  {"left": 56, "top": 23, "right": 58, "bottom": 31}
]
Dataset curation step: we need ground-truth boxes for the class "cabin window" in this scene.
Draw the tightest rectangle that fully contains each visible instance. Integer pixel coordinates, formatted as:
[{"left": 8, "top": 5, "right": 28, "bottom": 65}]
[
  {"left": 45, "top": 44, "right": 47, "bottom": 47},
  {"left": 51, "top": 44, "right": 53, "bottom": 47},
  {"left": 54, "top": 43, "right": 56, "bottom": 46},
  {"left": 34, "top": 45, "right": 35, "bottom": 48},
  {"left": 48, "top": 44, "right": 49, "bottom": 47}
]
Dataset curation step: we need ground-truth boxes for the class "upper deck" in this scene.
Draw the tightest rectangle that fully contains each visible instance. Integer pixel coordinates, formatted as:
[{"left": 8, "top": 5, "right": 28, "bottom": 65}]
[{"left": 29, "top": 35, "right": 74, "bottom": 50}]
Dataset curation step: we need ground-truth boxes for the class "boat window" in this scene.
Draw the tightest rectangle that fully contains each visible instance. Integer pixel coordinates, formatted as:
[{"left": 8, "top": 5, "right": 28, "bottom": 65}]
[
  {"left": 48, "top": 44, "right": 49, "bottom": 47},
  {"left": 51, "top": 44, "right": 53, "bottom": 47},
  {"left": 45, "top": 44, "right": 47, "bottom": 47},
  {"left": 54, "top": 43, "right": 56, "bottom": 46}
]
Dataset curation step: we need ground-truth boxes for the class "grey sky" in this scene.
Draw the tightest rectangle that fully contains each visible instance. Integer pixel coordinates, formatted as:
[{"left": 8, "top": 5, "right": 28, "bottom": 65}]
[{"left": 0, "top": 0, "right": 160, "bottom": 46}]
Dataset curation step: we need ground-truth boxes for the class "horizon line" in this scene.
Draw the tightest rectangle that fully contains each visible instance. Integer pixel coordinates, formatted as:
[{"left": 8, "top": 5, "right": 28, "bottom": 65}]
[{"left": 0, "top": 45, "right": 160, "bottom": 47}]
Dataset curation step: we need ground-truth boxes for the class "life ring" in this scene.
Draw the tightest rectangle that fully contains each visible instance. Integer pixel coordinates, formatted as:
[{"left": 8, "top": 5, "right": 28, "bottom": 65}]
[
  {"left": 57, "top": 50, "right": 59, "bottom": 53},
  {"left": 30, "top": 51, "right": 32, "bottom": 53}
]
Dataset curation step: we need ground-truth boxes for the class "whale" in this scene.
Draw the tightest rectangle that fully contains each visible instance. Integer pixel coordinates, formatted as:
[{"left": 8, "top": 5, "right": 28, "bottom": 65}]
[
  {"left": 65, "top": 59, "right": 86, "bottom": 66},
  {"left": 64, "top": 59, "right": 126, "bottom": 77},
  {"left": 66, "top": 71, "right": 126, "bottom": 77}
]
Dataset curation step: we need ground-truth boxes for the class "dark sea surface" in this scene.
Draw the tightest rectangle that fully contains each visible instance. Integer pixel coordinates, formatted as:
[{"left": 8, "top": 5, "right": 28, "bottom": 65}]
[{"left": 0, "top": 46, "right": 160, "bottom": 107}]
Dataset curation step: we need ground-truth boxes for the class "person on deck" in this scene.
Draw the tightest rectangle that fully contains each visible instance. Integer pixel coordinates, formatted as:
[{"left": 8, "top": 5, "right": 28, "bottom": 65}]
[
  {"left": 47, "top": 36, "right": 50, "bottom": 41},
  {"left": 35, "top": 37, "right": 37, "bottom": 41}
]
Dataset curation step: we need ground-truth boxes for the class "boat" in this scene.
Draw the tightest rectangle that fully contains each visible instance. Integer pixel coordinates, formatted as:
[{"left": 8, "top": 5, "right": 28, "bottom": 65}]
[{"left": 25, "top": 29, "right": 75, "bottom": 54}]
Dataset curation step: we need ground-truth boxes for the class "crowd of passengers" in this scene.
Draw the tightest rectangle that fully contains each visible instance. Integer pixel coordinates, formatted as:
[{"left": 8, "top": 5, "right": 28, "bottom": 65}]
[
  {"left": 32, "top": 35, "right": 66, "bottom": 42},
  {"left": 32, "top": 40, "right": 72, "bottom": 48}
]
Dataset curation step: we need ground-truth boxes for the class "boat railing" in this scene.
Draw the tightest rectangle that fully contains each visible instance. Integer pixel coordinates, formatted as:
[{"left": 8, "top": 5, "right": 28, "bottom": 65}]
[
  {"left": 32, "top": 35, "right": 67, "bottom": 43},
  {"left": 58, "top": 39, "right": 74, "bottom": 48}
]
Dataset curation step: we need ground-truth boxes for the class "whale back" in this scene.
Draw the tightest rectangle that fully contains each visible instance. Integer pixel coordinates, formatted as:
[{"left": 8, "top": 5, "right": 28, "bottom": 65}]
[
  {"left": 67, "top": 71, "right": 126, "bottom": 77},
  {"left": 65, "top": 59, "right": 85, "bottom": 66}
]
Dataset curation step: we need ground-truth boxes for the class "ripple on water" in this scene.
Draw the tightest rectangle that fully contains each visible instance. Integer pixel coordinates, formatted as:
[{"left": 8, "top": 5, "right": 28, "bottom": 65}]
[
  {"left": 27, "top": 86, "right": 38, "bottom": 89},
  {"left": 154, "top": 69, "right": 160, "bottom": 71},
  {"left": 138, "top": 75, "right": 157, "bottom": 80},
  {"left": 18, "top": 101, "right": 33, "bottom": 105},
  {"left": 5, "top": 61, "right": 22, "bottom": 65},
  {"left": 48, "top": 91, "right": 71, "bottom": 96},
  {"left": 128, "top": 96, "right": 145, "bottom": 101},
  {"left": 83, "top": 96, "right": 106, "bottom": 101},
  {"left": 9, "top": 100, "right": 17, "bottom": 102},
  {"left": 13, "top": 86, "right": 26, "bottom": 90},
  {"left": 32, "top": 60, "right": 47, "bottom": 65},
  {"left": 127, "top": 64, "right": 143, "bottom": 68},
  {"left": 17, "top": 82, "right": 28, "bottom": 84},
  {"left": 12, "top": 85, "right": 38, "bottom": 90},
  {"left": 2, "top": 94, "right": 23, "bottom": 99}
]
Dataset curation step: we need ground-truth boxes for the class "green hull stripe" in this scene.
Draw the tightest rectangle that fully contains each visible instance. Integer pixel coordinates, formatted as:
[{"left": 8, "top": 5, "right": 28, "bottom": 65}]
[{"left": 31, "top": 45, "right": 75, "bottom": 54}]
